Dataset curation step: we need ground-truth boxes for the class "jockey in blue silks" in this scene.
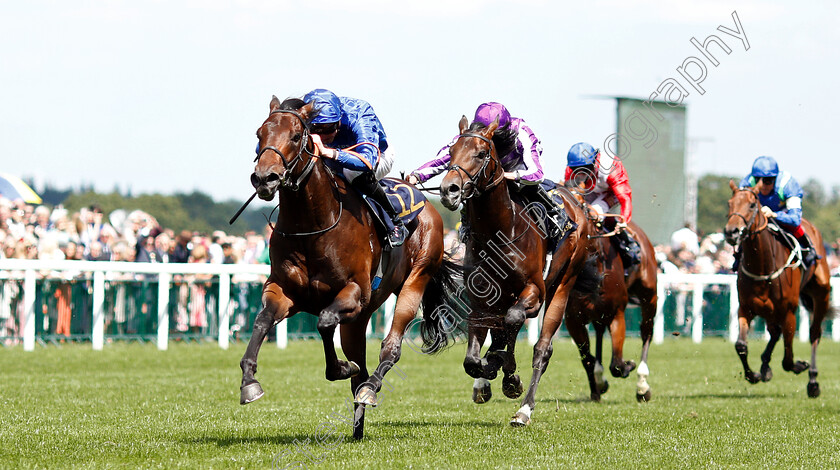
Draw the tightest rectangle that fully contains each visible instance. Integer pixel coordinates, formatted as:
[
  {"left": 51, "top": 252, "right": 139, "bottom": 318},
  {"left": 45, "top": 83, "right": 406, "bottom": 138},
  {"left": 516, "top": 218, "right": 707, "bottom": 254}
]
[
  {"left": 303, "top": 88, "right": 406, "bottom": 247},
  {"left": 737, "top": 155, "right": 818, "bottom": 268}
]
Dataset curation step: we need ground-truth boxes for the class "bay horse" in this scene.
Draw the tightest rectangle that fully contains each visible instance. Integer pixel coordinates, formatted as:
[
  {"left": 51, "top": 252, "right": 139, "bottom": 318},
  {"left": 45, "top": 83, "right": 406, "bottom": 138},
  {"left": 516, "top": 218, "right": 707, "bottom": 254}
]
[
  {"left": 564, "top": 182, "right": 658, "bottom": 402},
  {"left": 242, "top": 96, "right": 454, "bottom": 439},
  {"left": 723, "top": 180, "right": 832, "bottom": 397},
  {"left": 439, "top": 116, "right": 601, "bottom": 426}
]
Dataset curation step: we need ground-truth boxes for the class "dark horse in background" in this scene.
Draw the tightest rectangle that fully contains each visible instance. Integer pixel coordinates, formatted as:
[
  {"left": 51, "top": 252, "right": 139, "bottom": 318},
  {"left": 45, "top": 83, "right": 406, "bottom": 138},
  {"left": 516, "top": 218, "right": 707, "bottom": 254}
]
[
  {"left": 564, "top": 182, "right": 658, "bottom": 402},
  {"left": 724, "top": 180, "right": 832, "bottom": 397},
  {"left": 439, "top": 116, "right": 601, "bottom": 426},
  {"left": 241, "top": 96, "right": 454, "bottom": 439}
]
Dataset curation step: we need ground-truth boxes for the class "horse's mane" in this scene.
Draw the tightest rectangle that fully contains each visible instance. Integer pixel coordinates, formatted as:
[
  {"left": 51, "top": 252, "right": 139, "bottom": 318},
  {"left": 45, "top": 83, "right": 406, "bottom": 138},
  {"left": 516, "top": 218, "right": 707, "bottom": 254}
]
[{"left": 467, "top": 121, "right": 517, "bottom": 158}]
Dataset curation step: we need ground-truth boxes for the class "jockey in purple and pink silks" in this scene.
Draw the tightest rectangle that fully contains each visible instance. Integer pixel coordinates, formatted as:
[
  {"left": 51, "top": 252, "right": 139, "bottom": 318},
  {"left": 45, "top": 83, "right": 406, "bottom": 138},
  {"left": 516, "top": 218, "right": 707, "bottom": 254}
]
[{"left": 407, "top": 102, "right": 563, "bottom": 238}]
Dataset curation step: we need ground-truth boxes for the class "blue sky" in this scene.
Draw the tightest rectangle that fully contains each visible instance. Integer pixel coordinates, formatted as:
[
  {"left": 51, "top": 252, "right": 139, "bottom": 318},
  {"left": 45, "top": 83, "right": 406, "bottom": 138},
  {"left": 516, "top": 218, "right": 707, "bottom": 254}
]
[{"left": 1, "top": 1, "right": 837, "bottom": 207}]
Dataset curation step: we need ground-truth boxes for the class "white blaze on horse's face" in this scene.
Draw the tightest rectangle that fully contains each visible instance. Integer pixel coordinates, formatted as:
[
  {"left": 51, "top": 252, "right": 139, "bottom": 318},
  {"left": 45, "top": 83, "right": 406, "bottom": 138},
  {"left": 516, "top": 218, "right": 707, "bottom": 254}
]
[{"left": 724, "top": 183, "right": 759, "bottom": 247}]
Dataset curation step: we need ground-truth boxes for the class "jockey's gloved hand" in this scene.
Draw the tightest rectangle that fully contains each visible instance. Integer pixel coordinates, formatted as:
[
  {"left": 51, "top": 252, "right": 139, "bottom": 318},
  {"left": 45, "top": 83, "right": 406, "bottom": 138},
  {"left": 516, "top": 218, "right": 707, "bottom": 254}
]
[
  {"left": 407, "top": 174, "right": 420, "bottom": 185},
  {"left": 761, "top": 206, "right": 776, "bottom": 218},
  {"left": 616, "top": 221, "right": 628, "bottom": 231}
]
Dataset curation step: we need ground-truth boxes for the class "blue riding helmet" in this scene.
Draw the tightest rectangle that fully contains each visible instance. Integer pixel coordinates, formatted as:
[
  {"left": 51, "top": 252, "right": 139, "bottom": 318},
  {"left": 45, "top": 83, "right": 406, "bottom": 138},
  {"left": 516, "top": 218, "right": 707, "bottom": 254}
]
[
  {"left": 303, "top": 88, "right": 342, "bottom": 124},
  {"left": 474, "top": 102, "right": 511, "bottom": 128},
  {"left": 567, "top": 142, "right": 599, "bottom": 167},
  {"left": 751, "top": 156, "right": 779, "bottom": 178}
]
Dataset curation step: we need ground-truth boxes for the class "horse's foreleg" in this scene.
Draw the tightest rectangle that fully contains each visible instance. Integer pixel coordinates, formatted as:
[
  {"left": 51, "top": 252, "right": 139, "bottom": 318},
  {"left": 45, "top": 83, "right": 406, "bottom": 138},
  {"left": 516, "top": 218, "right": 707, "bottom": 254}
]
[
  {"left": 512, "top": 289, "right": 567, "bottom": 426},
  {"left": 240, "top": 281, "right": 293, "bottom": 404},
  {"left": 780, "top": 311, "right": 809, "bottom": 374},
  {"left": 759, "top": 324, "right": 781, "bottom": 382},
  {"left": 318, "top": 283, "right": 363, "bottom": 382},
  {"left": 735, "top": 312, "right": 760, "bottom": 384},
  {"left": 608, "top": 308, "right": 636, "bottom": 378},
  {"left": 501, "top": 284, "right": 541, "bottom": 400},
  {"left": 464, "top": 323, "right": 496, "bottom": 380},
  {"left": 568, "top": 315, "right": 603, "bottom": 401}
]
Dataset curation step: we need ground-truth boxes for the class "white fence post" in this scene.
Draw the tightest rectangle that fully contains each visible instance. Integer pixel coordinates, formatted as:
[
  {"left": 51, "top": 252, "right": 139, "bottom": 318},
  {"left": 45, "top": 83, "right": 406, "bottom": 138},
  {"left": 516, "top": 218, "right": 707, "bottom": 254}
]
[
  {"left": 692, "top": 281, "right": 704, "bottom": 343},
  {"left": 157, "top": 272, "right": 170, "bottom": 351},
  {"left": 218, "top": 274, "right": 231, "bottom": 350},
  {"left": 654, "top": 276, "right": 666, "bottom": 344},
  {"left": 832, "top": 278, "right": 840, "bottom": 342},
  {"left": 23, "top": 269, "right": 36, "bottom": 352},
  {"left": 276, "top": 320, "right": 288, "bottom": 349},
  {"left": 798, "top": 305, "right": 809, "bottom": 343},
  {"left": 92, "top": 271, "right": 105, "bottom": 350},
  {"left": 728, "top": 277, "right": 739, "bottom": 343}
]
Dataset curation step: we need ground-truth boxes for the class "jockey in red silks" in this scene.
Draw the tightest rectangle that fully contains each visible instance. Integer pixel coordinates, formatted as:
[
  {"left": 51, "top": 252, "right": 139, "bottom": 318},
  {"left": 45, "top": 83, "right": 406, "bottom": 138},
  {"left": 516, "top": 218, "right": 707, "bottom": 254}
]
[
  {"left": 736, "top": 155, "right": 818, "bottom": 268},
  {"left": 564, "top": 142, "right": 641, "bottom": 268},
  {"left": 300, "top": 88, "right": 407, "bottom": 247},
  {"left": 407, "top": 102, "right": 563, "bottom": 239}
]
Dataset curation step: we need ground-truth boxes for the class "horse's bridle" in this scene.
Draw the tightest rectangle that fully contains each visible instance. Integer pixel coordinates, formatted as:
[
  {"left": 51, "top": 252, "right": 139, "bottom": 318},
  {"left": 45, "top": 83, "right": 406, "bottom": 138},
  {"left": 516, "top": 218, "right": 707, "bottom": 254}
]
[
  {"left": 445, "top": 133, "right": 504, "bottom": 200},
  {"left": 254, "top": 109, "right": 318, "bottom": 192},
  {"left": 727, "top": 189, "right": 768, "bottom": 240}
]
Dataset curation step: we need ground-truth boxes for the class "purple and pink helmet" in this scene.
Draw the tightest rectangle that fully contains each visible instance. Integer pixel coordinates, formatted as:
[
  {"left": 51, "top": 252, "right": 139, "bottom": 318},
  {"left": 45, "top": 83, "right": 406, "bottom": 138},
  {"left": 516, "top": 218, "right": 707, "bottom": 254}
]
[{"left": 473, "top": 102, "right": 511, "bottom": 128}]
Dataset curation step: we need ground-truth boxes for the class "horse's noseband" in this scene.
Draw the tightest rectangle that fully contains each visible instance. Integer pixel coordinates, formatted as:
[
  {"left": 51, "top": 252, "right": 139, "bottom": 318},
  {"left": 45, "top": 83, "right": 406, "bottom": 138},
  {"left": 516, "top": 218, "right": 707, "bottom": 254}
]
[{"left": 254, "top": 109, "right": 317, "bottom": 192}]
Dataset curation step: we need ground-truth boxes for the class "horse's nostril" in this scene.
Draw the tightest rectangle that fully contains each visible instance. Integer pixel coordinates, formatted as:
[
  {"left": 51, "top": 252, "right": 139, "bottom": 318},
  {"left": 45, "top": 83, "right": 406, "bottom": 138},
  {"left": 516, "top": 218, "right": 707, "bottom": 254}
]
[
  {"left": 447, "top": 184, "right": 460, "bottom": 194},
  {"left": 265, "top": 173, "right": 280, "bottom": 183},
  {"left": 250, "top": 173, "right": 261, "bottom": 188}
]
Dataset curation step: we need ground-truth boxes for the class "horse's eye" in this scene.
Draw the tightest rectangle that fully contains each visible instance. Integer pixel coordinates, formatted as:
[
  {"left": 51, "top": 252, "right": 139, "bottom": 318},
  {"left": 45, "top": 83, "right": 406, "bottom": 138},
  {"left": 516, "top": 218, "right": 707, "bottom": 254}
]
[
  {"left": 750, "top": 202, "right": 756, "bottom": 209},
  {"left": 291, "top": 133, "right": 302, "bottom": 143},
  {"left": 475, "top": 151, "right": 487, "bottom": 160}
]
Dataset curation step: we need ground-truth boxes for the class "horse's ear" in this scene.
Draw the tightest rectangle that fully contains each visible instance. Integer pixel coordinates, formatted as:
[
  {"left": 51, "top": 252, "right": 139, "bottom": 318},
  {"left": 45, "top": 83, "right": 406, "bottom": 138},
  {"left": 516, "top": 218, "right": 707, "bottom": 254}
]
[
  {"left": 729, "top": 179, "right": 738, "bottom": 192},
  {"left": 299, "top": 101, "right": 316, "bottom": 122},
  {"left": 483, "top": 116, "right": 500, "bottom": 137},
  {"left": 458, "top": 115, "right": 469, "bottom": 134},
  {"left": 270, "top": 95, "right": 281, "bottom": 113}
]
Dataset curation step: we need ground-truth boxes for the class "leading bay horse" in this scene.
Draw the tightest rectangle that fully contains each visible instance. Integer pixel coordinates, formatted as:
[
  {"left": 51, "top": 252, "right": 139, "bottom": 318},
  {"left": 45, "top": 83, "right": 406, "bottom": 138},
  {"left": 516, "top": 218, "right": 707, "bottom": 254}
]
[
  {"left": 564, "top": 181, "right": 658, "bottom": 402},
  {"left": 242, "top": 96, "right": 453, "bottom": 439},
  {"left": 439, "top": 116, "right": 601, "bottom": 426},
  {"left": 723, "top": 180, "right": 832, "bottom": 397}
]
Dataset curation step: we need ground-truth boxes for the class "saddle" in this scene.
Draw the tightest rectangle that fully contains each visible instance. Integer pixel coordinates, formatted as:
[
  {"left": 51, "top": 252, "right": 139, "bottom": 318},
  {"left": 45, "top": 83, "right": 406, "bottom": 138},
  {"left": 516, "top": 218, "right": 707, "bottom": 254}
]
[{"left": 361, "top": 178, "right": 427, "bottom": 236}]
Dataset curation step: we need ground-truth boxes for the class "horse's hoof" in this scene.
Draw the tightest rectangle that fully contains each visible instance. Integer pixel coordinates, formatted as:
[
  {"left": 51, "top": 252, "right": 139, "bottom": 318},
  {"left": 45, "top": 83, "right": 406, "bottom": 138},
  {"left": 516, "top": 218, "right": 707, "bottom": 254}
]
[
  {"left": 502, "top": 375, "right": 523, "bottom": 399},
  {"left": 240, "top": 382, "right": 265, "bottom": 405},
  {"left": 354, "top": 386, "right": 378, "bottom": 407},
  {"left": 590, "top": 393, "right": 602, "bottom": 402},
  {"left": 636, "top": 390, "right": 652, "bottom": 402},
  {"left": 760, "top": 365, "right": 773, "bottom": 382},
  {"left": 807, "top": 382, "right": 821, "bottom": 398},
  {"left": 472, "top": 379, "right": 492, "bottom": 404},
  {"left": 599, "top": 380, "right": 610, "bottom": 395},
  {"left": 792, "top": 361, "right": 809, "bottom": 374},
  {"left": 745, "top": 372, "right": 761, "bottom": 384},
  {"left": 348, "top": 361, "right": 361, "bottom": 378},
  {"left": 510, "top": 412, "right": 531, "bottom": 427}
]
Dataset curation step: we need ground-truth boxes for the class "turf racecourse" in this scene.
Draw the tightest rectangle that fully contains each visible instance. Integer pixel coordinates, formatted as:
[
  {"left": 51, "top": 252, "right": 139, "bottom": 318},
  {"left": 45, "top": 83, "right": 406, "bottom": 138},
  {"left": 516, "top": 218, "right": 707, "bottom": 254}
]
[{"left": 2, "top": 338, "right": 840, "bottom": 469}]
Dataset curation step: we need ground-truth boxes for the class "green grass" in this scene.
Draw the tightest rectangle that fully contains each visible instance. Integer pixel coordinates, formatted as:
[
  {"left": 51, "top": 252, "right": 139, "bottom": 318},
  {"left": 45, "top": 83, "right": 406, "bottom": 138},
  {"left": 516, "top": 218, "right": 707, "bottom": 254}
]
[{"left": 2, "top": 337, "right": 840, "bottom": 469}]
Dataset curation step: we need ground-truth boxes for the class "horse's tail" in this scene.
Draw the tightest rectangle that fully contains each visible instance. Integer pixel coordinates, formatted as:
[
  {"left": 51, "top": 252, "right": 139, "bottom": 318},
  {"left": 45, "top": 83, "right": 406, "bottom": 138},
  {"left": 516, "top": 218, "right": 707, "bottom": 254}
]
[
  {"left": 419, "top": 257, "right": 469, "bottom": 354},
  {"left": 572, "top": 253, "right": 603, "bottom": 299}
]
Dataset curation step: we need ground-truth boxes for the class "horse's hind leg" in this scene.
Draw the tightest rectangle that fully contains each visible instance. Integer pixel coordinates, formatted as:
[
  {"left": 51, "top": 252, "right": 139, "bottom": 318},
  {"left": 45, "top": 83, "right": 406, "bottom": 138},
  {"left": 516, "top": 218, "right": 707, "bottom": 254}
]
[
  {"left": 464, "top": 324, "right": 503, "bottom": 381},
  {"left": 501, "top": 286, "right": 540, "bottom": 400},
  {"left": 240, "top": 281, "right": 293, "bottom": 404},
  {"left": 339, "top": 320, "right": 370, "bottom": 440},
  {"left": 636, "top": 293, "right": 657, "bottom": 402},
  {"left": 759, "top": 324, "right": 782, "bottom": 382},
  {"left": 806, "top": 287, "right": 829, "bottom": 398},
  {"left": 780, "top": 311, "right": 809, "bottom": 375},
  {"left": 735, "top": 311, "right": 761, "bottom": 384},
  {"left": 318, "top": 283, "right": 363, "bottom": 381},
  {"left": 608, "top": 307, "right": 636, "bottom": 378},
  {"left": 567, "top": 316, "right": 602, "bottom": 401}
]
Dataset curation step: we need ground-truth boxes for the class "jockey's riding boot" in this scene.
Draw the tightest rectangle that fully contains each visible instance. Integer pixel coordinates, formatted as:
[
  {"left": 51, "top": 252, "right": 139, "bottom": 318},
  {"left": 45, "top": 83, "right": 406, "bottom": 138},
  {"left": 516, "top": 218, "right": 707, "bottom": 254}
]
[
  {"left": 353, "top": 173, "right": 407, "bottom": 247},
  {"left": 796, "top": 233, "right": 819, "bottom": 267},
  {"left": 458, "top": 207, "right": 470, "bottom": 243},
  {"left": 524, "top": 184, "right": 563, "bottom": 239},
  {"left": 616, "top": 227, "right": 641, "bottom": 270}
]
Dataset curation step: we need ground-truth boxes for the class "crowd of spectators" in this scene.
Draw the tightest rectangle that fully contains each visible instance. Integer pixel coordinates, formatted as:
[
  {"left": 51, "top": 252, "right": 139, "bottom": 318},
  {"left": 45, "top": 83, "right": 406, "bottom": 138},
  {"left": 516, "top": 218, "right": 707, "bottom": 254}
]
[{"left": 0, "top": 195, "right": 271, "bottom": 267}]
